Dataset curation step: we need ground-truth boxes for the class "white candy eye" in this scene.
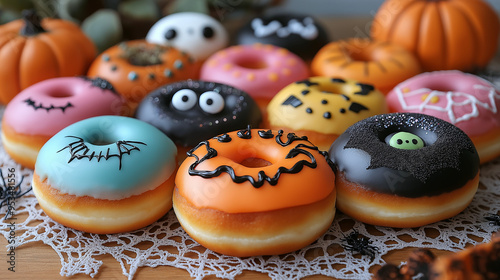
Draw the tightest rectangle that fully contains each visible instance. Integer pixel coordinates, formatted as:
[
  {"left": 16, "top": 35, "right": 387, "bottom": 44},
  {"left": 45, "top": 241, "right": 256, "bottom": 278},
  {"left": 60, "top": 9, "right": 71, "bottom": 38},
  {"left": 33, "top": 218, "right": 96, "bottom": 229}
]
[
  {"left": 171, "top": 89, "right": 197, "bottom": 111},
  {"left": 199, "top": 91, "right": 224, "bottom": 114}
]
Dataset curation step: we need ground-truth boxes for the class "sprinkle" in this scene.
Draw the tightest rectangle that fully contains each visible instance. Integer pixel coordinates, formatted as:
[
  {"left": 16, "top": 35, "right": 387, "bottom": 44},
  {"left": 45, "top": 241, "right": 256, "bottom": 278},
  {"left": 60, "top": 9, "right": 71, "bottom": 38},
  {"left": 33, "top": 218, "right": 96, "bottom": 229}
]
[
  {"left": 223, "top": 63, "right": 232, "bottom": 71},
  {"left": 111, "top": 65, "right": 118, "bottom": 71},
  {"left": 287, "top": 58, "right": 297, "bottom": 66},
  {"left": 246, "top": 73, "right": 255, "bottom": 81},
  {"left": 232, "top": 71, "right": 241, "bottom": 78},
  {"left": 164, "top": 69, "right": 173, "bottom": 78},
  {"left": 174, "top": 60, "right": 184, "bottom": 70},
  {"left": 402, "top": 87, "right": 411, "bottom": 93},
  {"left": 268, "top": 72, "right": 278, "bottom": 82},
  {"left": 148, "top": 73, "right": 155, "bottom": 80},
  {"left": 207, "top": 60, "right": 217, "bottom": 67},
  {"left": 102, "top": 54, "right": 110, "bottom": 61},
  {"left": 128, "top": 71, "right": 138, "bottom": 81},
  {"left": 282, "top": 68, "right": 292, "bottom": 76}
]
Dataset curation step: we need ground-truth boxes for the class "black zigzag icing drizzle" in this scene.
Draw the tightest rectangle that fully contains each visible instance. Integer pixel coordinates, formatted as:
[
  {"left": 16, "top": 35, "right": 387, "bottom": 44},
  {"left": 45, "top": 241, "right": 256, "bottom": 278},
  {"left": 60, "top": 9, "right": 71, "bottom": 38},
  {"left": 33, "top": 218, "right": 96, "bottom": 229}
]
[
  {"left": 57, "top": 136, "right": 146, "bottom": 170},
  {"left": 187, "top": 129, "right": 334, "bottom": 188},
  {"left": 24, "top": 98, "right": 73, "bottom": 113}
]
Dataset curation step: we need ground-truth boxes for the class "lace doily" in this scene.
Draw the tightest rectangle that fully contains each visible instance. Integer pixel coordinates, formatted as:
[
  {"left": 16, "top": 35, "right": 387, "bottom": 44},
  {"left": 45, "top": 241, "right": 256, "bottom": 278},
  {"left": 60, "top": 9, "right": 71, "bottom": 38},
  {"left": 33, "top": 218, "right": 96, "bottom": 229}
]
[{"left": 1, "top": 120, "right": 500, "bottom": 280}]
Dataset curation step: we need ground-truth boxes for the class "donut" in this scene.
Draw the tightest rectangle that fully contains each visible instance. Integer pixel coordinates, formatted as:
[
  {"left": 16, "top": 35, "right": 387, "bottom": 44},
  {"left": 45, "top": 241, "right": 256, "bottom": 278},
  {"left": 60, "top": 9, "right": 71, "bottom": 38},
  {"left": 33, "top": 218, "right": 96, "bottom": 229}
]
[
  {"left": 87, "top": 40, "right": 200, "bottom": 112},
  {"left": 311, "top": 38, "right": 422, "bottom": 93},
  {"left": 267, "top": 77, "right": 388, "bottom": 150},
  {"left": 200, "top": 44, "right": 309, "bottom": 110},
  {"left": 1, "top": 76, "right": 125, "bottom": 169},
  {"left": 32, "top": 116, "right": 177, "bottom": 234},
  {"left": 329, "top": 113, "right": 480, "bottom": 228},
  {"left": 173, "top": 128, "right": 336, "bottom": 257},
  {"left": 235, "top": 13, "right": 329, "bottom": 60},
  {"left": 146, "top": 12, "right": 229, "bottom": 61},
  {"left": 387, "top": 70, "right": 500, "bottom": 163},
  {"left": 134, "top": 80, "right": 262, "bottom": 155}
]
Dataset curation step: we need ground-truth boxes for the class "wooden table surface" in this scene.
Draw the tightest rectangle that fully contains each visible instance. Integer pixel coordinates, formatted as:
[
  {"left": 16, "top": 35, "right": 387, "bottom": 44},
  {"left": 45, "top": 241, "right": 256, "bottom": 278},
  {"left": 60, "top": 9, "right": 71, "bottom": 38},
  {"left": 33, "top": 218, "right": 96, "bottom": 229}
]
[{"left": 1, "top": 15, "right": 500, "bottom": 280}]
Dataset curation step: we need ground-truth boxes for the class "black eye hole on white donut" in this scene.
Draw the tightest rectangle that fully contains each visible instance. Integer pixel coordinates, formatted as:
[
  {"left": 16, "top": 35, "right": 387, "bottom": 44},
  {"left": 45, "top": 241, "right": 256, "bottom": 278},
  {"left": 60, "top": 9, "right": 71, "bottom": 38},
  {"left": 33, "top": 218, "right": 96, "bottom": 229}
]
[
  {"left": 171, "top": 89, "right": 225, "bottom": 114},
  {"left": 164, "top": 28, "right": 177, "bottom": 40},
  {"left": 202, "top": 26, "right": 215, "bottom": 39}
]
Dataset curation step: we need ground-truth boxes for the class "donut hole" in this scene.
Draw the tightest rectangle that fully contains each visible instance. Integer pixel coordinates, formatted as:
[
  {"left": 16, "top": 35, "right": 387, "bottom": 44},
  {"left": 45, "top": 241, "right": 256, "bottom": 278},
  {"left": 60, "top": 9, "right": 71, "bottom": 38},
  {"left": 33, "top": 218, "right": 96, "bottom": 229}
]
[
  {"left": 234, "top": 57, "right": 268, "bottom": 69},
  {"left": 121, "top": 43, "right": 165, "bottom": 66},
  {"left": 239, "top": 157, "right": 272, "bottom": 168},
  {"left": 421, "top": 82, "right": 456, "bottom": 92},
  {"left": 48, "top": 90, "right": 73, "bottom": 98}
]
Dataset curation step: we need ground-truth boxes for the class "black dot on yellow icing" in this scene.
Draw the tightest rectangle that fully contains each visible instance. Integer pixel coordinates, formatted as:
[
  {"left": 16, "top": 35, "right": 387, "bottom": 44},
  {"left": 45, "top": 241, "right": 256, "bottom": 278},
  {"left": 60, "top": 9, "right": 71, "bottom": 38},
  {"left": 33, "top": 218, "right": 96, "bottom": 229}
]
[
  {"left": 306, "top": 108, "right": 313, "bottom": 114},
  {"left": 324, "top": 112, "right": 332, "bottom": 119},
  {"left": 340, "top": 108, "right": 346, "bottom": 114},
  {"left": 321, "top": 99, "right": 328, "bottom": 104}
]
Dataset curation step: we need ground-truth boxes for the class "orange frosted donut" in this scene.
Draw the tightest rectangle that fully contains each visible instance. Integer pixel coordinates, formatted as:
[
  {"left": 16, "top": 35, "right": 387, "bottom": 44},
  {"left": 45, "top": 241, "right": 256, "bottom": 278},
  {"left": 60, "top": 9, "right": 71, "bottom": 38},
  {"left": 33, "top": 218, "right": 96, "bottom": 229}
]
[
  {"left": 87, "top": 40, "right": 200, "bottom": 114},
  {"left": 200, "top": 44, "right": 309, "bottom": 110},
  {"left": 173, "top": 128, "right": 336, "bottom": 257},
  {"left": 311, "top": 38, "right": 422, "bottom": 93}
]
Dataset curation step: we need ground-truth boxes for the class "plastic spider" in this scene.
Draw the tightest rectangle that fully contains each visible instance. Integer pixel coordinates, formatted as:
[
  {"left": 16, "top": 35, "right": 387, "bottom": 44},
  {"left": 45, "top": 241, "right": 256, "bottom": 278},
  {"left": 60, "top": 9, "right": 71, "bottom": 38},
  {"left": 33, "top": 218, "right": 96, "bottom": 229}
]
[
  {"left": 486, "top": 213, "right": 500, "bottom": 227},
  {"left": 341, "top": 230, "right": 379, "bottom": 259},
  {"left": 0, "top": 169, "right": 30, "bottom": 220}
]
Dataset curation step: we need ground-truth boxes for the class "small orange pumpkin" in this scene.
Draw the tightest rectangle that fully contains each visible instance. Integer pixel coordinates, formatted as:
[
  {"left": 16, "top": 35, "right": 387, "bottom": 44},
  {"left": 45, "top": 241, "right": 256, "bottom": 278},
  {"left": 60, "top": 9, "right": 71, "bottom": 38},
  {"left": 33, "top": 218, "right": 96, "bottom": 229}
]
[
  {"left": 0, "top": 10, "right": 96, "bottom": 104},
  {"left": 371, "top": 0, "right": 500, "bottom": 72},
  {"left": 87, "top": 40, "right": 200, "bottom": 114}
]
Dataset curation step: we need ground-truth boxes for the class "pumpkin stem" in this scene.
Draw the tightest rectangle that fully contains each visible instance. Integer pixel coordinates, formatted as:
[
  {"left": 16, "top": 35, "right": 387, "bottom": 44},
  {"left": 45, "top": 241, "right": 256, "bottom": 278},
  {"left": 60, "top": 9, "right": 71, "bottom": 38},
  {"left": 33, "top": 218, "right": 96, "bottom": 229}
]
[
  {"left": 119, "top": 43, "right": 165, "bottom": 66},
  {"left": 20, "top": 10, "right": 46, "bottom": 36}
]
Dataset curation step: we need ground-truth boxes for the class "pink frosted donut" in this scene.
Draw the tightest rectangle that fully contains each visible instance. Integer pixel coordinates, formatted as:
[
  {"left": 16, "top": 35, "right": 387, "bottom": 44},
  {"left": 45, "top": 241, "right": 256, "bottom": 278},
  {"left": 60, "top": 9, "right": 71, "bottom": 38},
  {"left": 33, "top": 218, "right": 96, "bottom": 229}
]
[
  {"left": 387, "top": 70, "right": 500, "bottom": 163},
  {"left": 200, "top": 43, "right": 309, "bottom": 108},
  {"left": 1, "top": 76, "right": 125, "bottom": 169}
]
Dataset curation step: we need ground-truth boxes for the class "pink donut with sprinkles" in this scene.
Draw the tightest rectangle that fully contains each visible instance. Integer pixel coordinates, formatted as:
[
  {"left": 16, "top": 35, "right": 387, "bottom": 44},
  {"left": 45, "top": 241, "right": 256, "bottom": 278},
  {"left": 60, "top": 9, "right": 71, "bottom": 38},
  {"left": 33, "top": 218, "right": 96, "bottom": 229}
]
[
  {"left": 387, "top": 70, "right": 500, "bottom": 163},
  {"left": 1, "top": 76, "right": 125, "bottom": 169},
  {"left": 200, "top": 43, "right": 309, "bottom": 106}
]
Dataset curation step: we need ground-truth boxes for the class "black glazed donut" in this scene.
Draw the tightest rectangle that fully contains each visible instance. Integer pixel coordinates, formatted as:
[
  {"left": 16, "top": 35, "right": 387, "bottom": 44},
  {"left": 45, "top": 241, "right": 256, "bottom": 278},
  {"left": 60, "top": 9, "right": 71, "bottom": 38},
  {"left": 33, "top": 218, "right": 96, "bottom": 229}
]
[
  {"left": 328, "top": 112, "right": 480, "bottom": 228},
  {"left": 235, "top": 13, "right": 329, "bottom": 60},
  {"left": 134, "top": 80, "right": 262, "bottom": 148}
]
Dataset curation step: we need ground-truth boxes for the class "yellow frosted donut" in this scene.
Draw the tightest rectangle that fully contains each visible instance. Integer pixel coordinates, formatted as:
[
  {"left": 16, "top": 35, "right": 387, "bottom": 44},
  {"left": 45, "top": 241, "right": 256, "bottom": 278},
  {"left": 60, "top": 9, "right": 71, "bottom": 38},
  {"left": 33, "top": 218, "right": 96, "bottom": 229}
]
[{"left": 267, "top": 77, "right": 388, "bottom": 150}]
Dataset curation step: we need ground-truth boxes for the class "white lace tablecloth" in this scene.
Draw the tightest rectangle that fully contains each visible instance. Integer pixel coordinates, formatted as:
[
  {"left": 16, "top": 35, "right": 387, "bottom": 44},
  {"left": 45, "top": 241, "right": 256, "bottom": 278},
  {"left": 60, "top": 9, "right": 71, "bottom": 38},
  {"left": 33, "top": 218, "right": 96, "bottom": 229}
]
[{"left": 1, "top": 111, "right": 500, "bottom": 280}]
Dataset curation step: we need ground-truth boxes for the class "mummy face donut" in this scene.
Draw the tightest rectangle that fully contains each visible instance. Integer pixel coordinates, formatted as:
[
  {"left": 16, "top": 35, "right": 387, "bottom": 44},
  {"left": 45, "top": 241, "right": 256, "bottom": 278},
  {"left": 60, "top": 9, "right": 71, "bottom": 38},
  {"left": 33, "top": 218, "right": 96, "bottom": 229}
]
[
  {"left": 236, "top": 13, "right": 329, "bottom": 60},
  {"left": 267, "top": 77, "right": 388, "bottom": 149},
  {"left": 387, "top": 70, "right": 500, "bottom": 163},
  {"left": 329, "top": 113, "right": 480, "bottom": 228},
  {"left": 146, "top": 12, "right": 229, "bottom": 60},
  {"left": 134, "top": 80, "right": 262, "bottom": 147}
]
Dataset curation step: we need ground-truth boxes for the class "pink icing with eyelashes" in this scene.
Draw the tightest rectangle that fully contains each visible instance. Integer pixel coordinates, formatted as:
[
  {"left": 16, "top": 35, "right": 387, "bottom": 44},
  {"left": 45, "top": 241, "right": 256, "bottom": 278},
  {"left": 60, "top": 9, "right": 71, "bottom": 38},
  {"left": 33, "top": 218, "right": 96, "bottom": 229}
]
[
  {"left": 3, "top": 77, "right": 125, "bottom": 136},
  {"left": 200, "top": 44, "right": 309, "bottom": 100},
  {"left": 387, "top": 71, "right": 500, "bottom": 136}
]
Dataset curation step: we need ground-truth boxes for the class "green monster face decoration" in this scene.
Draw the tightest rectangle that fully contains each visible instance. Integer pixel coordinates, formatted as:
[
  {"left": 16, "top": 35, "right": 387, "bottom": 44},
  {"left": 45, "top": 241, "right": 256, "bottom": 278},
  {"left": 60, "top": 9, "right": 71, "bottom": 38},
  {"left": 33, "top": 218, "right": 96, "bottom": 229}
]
[{"left": 388, "top": 132, "right": 424, "bottom": 150}]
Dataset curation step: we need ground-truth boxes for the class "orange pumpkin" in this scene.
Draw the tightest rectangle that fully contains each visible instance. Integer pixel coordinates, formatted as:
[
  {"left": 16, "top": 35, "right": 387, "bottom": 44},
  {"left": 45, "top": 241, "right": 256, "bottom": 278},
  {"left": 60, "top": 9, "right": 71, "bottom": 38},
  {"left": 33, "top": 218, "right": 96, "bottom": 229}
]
[
  {"left": 0, "top": 10, "right": 96, "bottom": 104},
  {"left": 371, "top": 0, "right": 500, "bottom": 72},
  {"left": 87, "top": 40, "right": 200, "bottom": 114}
]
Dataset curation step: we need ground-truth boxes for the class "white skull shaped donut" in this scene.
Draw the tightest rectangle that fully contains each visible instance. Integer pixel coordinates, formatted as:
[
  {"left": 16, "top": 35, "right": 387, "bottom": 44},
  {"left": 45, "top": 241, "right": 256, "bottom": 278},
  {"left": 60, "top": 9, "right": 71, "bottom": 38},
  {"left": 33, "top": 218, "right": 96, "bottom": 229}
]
[{"left": 146, "top": 12, "right": 229, "bottom": 60}]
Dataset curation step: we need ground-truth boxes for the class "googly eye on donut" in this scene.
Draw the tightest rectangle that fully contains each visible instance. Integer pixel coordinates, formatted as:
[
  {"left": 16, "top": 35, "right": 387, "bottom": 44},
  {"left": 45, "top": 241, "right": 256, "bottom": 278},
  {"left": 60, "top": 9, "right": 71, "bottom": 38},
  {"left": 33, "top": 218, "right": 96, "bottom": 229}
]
[
  {"left": 134, "top": 80, "right": 262, "bottom": 155},
  {"left": 200, "top": 43, "right": 309, "bottom": 112},
  {"left": 146, "top": 12, "right": 229, "bottom": 61},
  {"left": 32, "top": 116, "right": 178, "bottom": 234},
  {"left": 87, "top": 40, "right": 200, "bottom": 113},
  {"left": 173, "top": 127, "right": 336, "bottom": 257},
  {"left": 266, "top": 77, "right": 388, "bottom": 150},
  {"left": 235, "top": 13, "right": 329, "bottom": 61},
  {"left": 1, "top": 76, "right": 125, "bottom": 169},
  {"left": 387, "top": 70, "right": 500, "bottom": 163},
  {"left": 328, "top": 113, "right": 480, "bottom": 228},
  {"left": 311, "top": 38, "right": 422, "bottom": 93}
]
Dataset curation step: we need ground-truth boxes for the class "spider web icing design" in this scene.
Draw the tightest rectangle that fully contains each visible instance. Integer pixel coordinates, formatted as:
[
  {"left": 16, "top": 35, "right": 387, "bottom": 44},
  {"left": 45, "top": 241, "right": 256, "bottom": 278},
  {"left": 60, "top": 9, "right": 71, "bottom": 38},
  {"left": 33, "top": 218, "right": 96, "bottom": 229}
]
[{"left": 395, "top": 84, "right": 500, "bottom": 124}]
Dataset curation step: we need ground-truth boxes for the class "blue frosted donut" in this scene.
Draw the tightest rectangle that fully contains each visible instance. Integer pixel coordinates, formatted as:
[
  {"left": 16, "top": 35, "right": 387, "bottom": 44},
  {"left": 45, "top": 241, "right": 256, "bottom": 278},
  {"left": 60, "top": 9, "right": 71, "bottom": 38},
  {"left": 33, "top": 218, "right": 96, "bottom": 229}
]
[{"left": 32, "top": 116, "right": 177, "bottom": 234}]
